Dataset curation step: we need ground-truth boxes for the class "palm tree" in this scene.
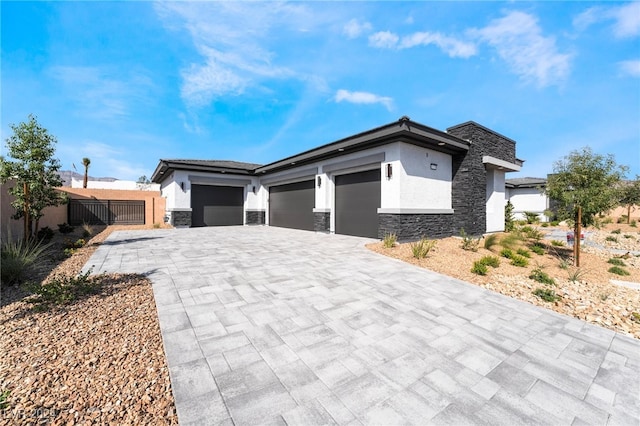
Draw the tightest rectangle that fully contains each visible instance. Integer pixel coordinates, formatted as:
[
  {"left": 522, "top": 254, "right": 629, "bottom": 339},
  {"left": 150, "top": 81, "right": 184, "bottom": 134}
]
[{"left": 82, "top": 157, "right": 91, "bottom": 188}]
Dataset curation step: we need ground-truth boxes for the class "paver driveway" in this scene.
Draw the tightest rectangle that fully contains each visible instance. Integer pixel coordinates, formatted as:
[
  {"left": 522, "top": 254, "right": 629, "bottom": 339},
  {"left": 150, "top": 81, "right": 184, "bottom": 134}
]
[{"left": 84, "top": 226, "right": 640, "bottom": 425}]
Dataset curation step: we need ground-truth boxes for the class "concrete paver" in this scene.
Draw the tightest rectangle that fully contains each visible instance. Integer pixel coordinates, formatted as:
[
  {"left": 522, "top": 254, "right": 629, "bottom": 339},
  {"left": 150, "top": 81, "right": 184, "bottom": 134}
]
[{"left": 83, "top": 226, "right": 640, "bottom": 425}]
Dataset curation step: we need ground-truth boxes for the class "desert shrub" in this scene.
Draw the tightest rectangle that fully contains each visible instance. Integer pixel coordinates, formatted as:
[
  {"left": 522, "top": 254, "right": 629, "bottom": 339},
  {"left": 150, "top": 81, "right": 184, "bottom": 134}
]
[
  {"left": 516, "top": 248, "right": 531, "bottom": 258},
  {"left": 1, "top": 237, "right": 51, "bottom": 285},
  {"left": 383, "top": 232, "right": 397, "bottom": 249},
  {"left": 605, "top": 236, "right": 618, "bottom": 242},
  {"left": 25, "top": 269, "right": 100, "bottom": 311},
  {"left": 500, "top": 248, "right": 514, "bottom": 259},
  {"left": 631, "top": 312, "right": 640, "bottom": 324},
  {"left": 550, "top": 221, "right": 560, "bottom": 226},
  {"left": 631, "top": 220, "right": 637, "bottom": 228},
  {"left": 0, "top": 389, "right": 9, "bottom": 410},
  {"left": 478, "top": 255, "right": 500, "bottom": 268},
  {"left": 58, "top": 223, "right": 74, "bottom": 234},
  {"left": 471, "top": 261, "right": 488, "bottom": 275},
  {"left": 558, "top": 258, "right": 571, "bottom": 270},
  {"left": 617, "top": 215, "right": 628, "bottom": 224},
  {"left": 567, "top": 267, "right": 586, "bottom": 284},
  {"left": 522, "top": 227, "right": 543, "bottom": 241},
  {"left": 602, "top": 217, "right": 614, "bottom": 224},
  {"left": 551, "top": 240, "right": 565, "bottom": 247},
  {"left": 484, "top": 234, "right": 499, "bottom": 250},
  {"left": 608, "top": 258, "right": 626, "bottom": 266},
  {"left": 533, "top": 288, "right": 560, "bottom": 302},
  {"left": 500, "top": 232, "right": 522, "bottom": 250},
  {"left": 459, "top": 229, "right": 480, "bottom": 252},
  {"left": 410, "top": 238, "right": 436, "bottom": 259},
  {"left": 608, "top": 266, "right": 630, "bottom": 276},
  {"left": 529, "top": 267, "right": 555, "bottom": 286},
  {"left": 81, "top": 222, "right": 94, "bottom": 238},
  {"left": 504, "top": 201, "right": 515, "bottom": 232},
  {"left": 541, "top": 223, "right": 549, "bottom": 228},
  {"left": 523, "top": 211, "right": 540, "bottom": 224},
  {"left": 530, "top": 245, "right": 545, "bottom": 255},
  {"left": 510, "top": 255, "right": 529, "bottom": 267},
  {"left": 611, "top": 228, "right": 621, "bottom": 234},
  {"left": 623, "top": 234, "right": 634, "bottom": 239},
  {"left": 36, "top": 226, "right": 55, "bottom": 242}
]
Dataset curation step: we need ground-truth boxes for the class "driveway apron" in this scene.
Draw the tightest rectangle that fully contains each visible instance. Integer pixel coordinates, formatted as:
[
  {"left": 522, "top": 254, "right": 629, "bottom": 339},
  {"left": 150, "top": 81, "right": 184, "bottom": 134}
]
[{"left": 83, "top": 226, "right": 640, "bottom": 425}]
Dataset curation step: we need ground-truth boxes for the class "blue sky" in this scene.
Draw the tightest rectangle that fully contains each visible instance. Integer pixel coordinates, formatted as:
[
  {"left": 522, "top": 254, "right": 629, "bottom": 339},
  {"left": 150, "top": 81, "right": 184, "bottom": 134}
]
[{"left": 2, "top": 1, "right": 639, "bottom": 181}]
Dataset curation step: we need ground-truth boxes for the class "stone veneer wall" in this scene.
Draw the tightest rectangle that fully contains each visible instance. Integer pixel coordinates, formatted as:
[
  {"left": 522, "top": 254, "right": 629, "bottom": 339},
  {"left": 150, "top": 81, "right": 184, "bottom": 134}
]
[
  {"left": 314, "top": 212, "right": 331, "bottom": 233},
  {"left": 448, "top": 123, "right": 516, "bottom": 236},
  {"left": 246, "top": 210, "right": 266, "bottom": 225},
  {"left": 170, "top": 210, "right": 192, "bottom": 228},
  {"left": 378, "top": 214, "right": 454, "bottom": 241}
]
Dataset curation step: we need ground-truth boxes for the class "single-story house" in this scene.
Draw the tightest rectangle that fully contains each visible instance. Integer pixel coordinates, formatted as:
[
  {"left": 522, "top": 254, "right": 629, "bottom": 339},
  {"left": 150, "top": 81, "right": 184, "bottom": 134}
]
[
  {"left": 151, "top": 117, "right": 522, "bottom": 240},
  {"left": 505, "top": 177, "right": 549, "bottom": 222}
]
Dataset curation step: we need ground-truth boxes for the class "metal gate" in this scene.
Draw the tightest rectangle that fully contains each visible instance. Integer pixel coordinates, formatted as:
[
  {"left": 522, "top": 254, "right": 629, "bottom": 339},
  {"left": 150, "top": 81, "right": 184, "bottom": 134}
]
[{"left": 68, "top": 200, "right": 145, "bottom": 225}]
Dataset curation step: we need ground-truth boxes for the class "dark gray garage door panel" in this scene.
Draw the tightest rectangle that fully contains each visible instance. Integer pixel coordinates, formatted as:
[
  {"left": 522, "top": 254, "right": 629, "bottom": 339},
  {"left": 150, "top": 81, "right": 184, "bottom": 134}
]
[
  {"left": 191, "top": 185, "right": 244, "bottom": 227},
  {"left": 335, "top": 169, "right": 381, "bottom": 238},
  {"left": 269, "top": 180, "right": 315, "bottom": 231}
]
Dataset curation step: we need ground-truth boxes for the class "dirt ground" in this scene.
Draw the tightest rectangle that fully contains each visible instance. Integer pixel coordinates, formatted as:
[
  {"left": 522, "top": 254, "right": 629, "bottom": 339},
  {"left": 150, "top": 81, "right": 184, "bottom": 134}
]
[{"left": 367, "top": 222, "right": 640, "bottom": 339}]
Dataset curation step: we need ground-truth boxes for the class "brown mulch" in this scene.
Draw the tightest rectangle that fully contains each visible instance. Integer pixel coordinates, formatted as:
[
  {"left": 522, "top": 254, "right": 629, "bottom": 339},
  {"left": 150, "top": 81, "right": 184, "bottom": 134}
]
[
  {"left": 367, "top": 223, "right": 640, "bottom": 339},
  {"left": 0, "top": 224, "right": 178, "bottom": 425}
]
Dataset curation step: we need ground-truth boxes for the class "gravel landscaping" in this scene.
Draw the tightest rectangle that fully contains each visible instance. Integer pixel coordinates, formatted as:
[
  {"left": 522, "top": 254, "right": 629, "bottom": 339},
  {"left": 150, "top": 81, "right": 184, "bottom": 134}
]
[
  {"left": 0, "top": 225, "right": 177, "bottom": 425},
  {"left": 368, "top": 223, "right": 640, "bottom": 339}
]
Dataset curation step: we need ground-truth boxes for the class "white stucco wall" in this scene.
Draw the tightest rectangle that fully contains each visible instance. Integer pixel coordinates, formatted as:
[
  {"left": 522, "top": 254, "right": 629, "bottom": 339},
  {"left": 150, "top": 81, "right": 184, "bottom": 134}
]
[
  {"left": 507, "top": 187, "right": 548, "bottom": 221},
  {"left": 486, "top": 169, "right": 506, "bottom": 233}
]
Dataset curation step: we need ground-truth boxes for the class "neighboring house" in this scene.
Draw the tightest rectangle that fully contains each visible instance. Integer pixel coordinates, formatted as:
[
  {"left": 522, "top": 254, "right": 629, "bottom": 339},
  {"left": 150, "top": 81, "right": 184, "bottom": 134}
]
[
  {"left": 505, "top": 177, "right": 549, "bottom": 222},
  {"left": 71, "top": 177, "right": 160, "bottom": 191},
  {"left": 151, "top": 117, "right": 522, "bottom": 240}
]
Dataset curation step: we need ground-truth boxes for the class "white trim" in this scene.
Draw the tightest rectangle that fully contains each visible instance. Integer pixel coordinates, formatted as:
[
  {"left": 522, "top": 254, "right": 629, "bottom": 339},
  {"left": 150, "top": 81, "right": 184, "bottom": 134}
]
[
  {"left": 323, "top": 153, "right": 385, "bottom": 173},
  {"left": 167, "top": 207, "right": 192, "bottom": 212},
  {"left": 260, "top": 167, "right": 318, "bottom": 185},
  {"left": 245, "top": 209, "right": 266, "bottom": 212},
  {"left": 188, "top": 175, "right": 251, "bottom": 186},
  {"left": 377, "top": 208, "right": 454, "bottom": 214},
  {"left": 482, "top": 156, "right": 521, "bottom": 172},
  {"left": 312, "top": 208, "right": 331, "bottom": 213}
]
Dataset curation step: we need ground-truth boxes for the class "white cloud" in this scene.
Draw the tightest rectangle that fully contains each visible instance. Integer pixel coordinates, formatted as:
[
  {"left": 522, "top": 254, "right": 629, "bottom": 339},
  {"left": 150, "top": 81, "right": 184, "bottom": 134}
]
[
  {"left": 574, "top": 3, "right": 640, "bottom": 38},
  {"left": 619, "top": 60, "right": 640, "bottom": 77},
  {"left": 368, "top": 31, "right": 400, "bottom": 48},
  {"left": 472, "top": 11, "right": 571, "bottom": 87},
  {"left": 334, "top": 89, "right": 394, "bottom": 111},
  {"left": 343, "top": 18, "right": 372, "bottom": 38},
  {"left": 400, "top": 32, "right": 477, "bottom": 58}
]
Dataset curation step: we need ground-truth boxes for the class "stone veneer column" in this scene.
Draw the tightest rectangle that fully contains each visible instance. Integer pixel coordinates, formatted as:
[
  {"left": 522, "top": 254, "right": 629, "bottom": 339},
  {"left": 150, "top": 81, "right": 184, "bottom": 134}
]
[
  {"left": 170, "top": 210, "right": 192, "bottom": 228},
  {"left": 245, "top": 210, "right": 266, "bottom": 225},
  {"left": 313, "top": 212, "right": 331, "bottom": 233},
  {"left": 378, "top": 214, "right": 454, "bottom": 241}
]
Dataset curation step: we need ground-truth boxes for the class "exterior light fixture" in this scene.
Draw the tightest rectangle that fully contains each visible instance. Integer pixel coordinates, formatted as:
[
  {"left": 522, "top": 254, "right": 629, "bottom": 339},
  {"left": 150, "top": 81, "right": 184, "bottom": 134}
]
[
  {"left": 252, "top": 186, "right": 257, "bottom": 194},
  {"left": 386, "top": 163, "right": 393, "bottom": 179},
  {"left": 317, "top": 176, "right": 322, "bottom": 188},
  {"left": 430, "top": 163, "right": 438, "bottom": 170},
  {"left": 438, "top": 142, "right": 445, "bottom": 146},
  {"left": 180, "top": 182, "right": 185, "bottom": 191}
]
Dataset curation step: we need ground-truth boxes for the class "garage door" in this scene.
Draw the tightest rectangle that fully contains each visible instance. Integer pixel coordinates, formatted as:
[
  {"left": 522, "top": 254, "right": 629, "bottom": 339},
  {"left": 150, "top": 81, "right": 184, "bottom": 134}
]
[
  {"left": 191, "top": 185, "right": 244, "bottom": 227},
  {"left": 269, "top": 180, "right": 315, "bottom": 231},
  {"left": 335, "top": 169, "right": 381, "bottom": 238}
]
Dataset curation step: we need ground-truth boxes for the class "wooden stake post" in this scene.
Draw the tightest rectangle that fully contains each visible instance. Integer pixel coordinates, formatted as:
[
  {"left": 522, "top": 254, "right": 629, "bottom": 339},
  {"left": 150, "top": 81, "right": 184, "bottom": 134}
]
[{"left": 575, "top": 206, "right": 582, "bottom": 267}]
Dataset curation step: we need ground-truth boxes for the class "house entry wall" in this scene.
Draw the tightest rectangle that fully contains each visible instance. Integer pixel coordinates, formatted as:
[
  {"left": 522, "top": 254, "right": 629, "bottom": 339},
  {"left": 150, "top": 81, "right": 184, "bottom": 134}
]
[
  {"left": 269, "top": 180, "right": 315, "bottom": 231},
  {"left": 191, "top": 185, "right": 244, "bottom": 227},
  {"left": 335, "top": 169, "right": 381, "bottom": 238}
]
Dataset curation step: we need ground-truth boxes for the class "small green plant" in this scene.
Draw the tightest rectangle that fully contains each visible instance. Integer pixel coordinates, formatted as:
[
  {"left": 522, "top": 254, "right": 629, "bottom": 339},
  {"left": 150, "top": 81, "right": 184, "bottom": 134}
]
[
  {"left": 617, "top": 215, "right": 628, "bottom": 224},
  {"left": 611, "top": 228, "right": 621, "bottom": 234},
  {"left": 519, "top": 225, "right": 543, "bottom": 241},
  {"left": 471, "top": 261, "right": 488, "bottom": 275},
  {"left": 0, "top": 389, "right": 10, "bottom": 410},
  {"left": 410, "top": 238, "right": 436, "bottom": 259},
  {"left": 631, "top": 220, "right": 637, "bottom": 228},
  {"left": 558, "top": 258, "right": 571, "bottom": 270},
  {"left": 608, "top": 258, "right": 626, "bottom": 266},
  {"left": 529, "top": 267, "right": 555, "bottom": 286},
  {"left": 550, "top": 221, "right": 560, "bottom": 226},
  {"left": 36, "top": 226, "right": 55, "bottom": 242},
  {"left": 530, "top": 245, "right": 545, "bottom": 255},
  {"left": 623, "top": 234, "right": 634, "bottom": 239},
  {"left": 516, "top": 248, "right": 531, "bottom": 258},
  {"left": 631, "top": 312, "right": 640, "bottom": 324},
  {"left": 541, "top": 222, "right": 549, "bottom": 228},
  {"left": 25, "top": 269, "right": 100, "bottom": 310},
  {"left": 383, "top": 232, "right": 397, "bottom": 248},
  {"left": 58, "top": 222, "right": 74, "bottom": 234},
  {"left": 505, "top": 201, "right": 515, "bottom": 232},
  {"left": 153, "top": 222, "right": 161, "bottom": 229},
  {"left": 599, "top": 292, "right": 610, "bottom": 301},
  {"left": 484, "top": 234, "right": 499, "bottom": 250},
  {"left": 81, "top": 222, "right": 94, "bottom": 238},
  {"left": 500, "top": 248, "right": 514, "bottom": 259},
  {"left": 510, "top": 255, "right": 529, "bottom": 267},
  {"left": 608, "top": 266, "right": 630, "bottom": 276},
  {"left": 459, "top": 229, "right": 480, "bottom": 252},
  {"left": 500, "top": 232, "right": 523, "bottom": 250},
  {"left": 605, "top": 236, "right": 618, "bottom": 242},
  {"left": 1, "top": 237, "right": 51, "bottom": 285},
  {"left": 567, "top": 267, "right": 586, "bottom": 284},
  {"left": 551, "top": 240, "right": 565, "bottom": 247},
  {"left": 523, "top": 211, "right": 540, "bottom": 224},
  {"left": 478, "top": 255, "right": 500, "bottom": 268},
  {"left": 533, "top": 288, "right": 561, "bottom": 302}
]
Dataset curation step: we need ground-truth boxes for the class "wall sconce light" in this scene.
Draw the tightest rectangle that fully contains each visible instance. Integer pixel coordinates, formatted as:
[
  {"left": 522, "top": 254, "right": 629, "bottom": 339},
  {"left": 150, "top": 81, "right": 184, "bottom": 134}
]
[
  {"left": 386, "top": 163, "right": 393, "bottom": 179},
  {"left": 317, "top": 176, "right": 322, "bottom": 188},
  {"left": 180, "top": 181, "right": 185, "bottom": 191},
  {"left": 252, "top": 186, "right": 257, "bottom": 194},
  {"left": 430, "top": 163, "right": 438, "bottom": 170}
]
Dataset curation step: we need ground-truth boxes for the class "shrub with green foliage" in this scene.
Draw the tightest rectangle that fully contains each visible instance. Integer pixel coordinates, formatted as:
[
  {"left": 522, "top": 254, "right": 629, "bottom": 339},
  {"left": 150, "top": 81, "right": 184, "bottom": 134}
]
[
  {"left": 523, "top": 211, "right": 540, "bottom": 224},
  {"left": 0, "top": 389, "right": 9, "bottom": 410},
  {"left": 529, "top": 267, "right": 555, "bottom": 286},
  {"left": 25, "top": 269, "right": 100, "bottom": 310},
  {"left": 608, "top": 266, "right": 630, "bottom": 276},
  {"left": 605, "top": 236, "right": 618, "bottom": 242},
  {"left": 510, "top": 255, "right": 529, "bottom": 267},
  {"left": 500, "top": 248, "right": 514, "bottom": 259},
  {"left": 1, "top": 237, "right": 51, "bottom": 285},
  {"left": 81, "top": 222, "right": 94, "bottom": 238},
  {"left": 58, "top": 223, "right": 74, "bottom": 234},
  {"left": 530, "top": 245, "right": 545, "bottom": 255},
  {"left": 550, "top": 221, "right": 560, "bottom": 226},
  {"left": 607, "top": 258, "right": 626, "bottom": 266},
  {"left": 541, "top": 223, "right": 549, "bottom": 228},
  {"left": 36, "top": 226, "right": 55, "bottom": 242},
  {"left": 551, "top": 240, "right": 565, "bottom": 247},
  {"left": 611, "top": 228, "right": 621, "bottom": 234},
  {"left": 410, "top": 238, "right": 436, "bottom": 259},
  {"left": 459, "top": 229, "right": 480, "bottom": 252},
  {"left": 505, "top": 201, "right": 515, "bottom": 232},
  {"left": 484, "top": 234, "right": 499, "bottom": 250},
  {"left": 516, "top": 248, "right": 531, "bottom": 258},
  {"left": 567, "top": 267, "right": 586, "bottom": 284},
  {"left": 383, "top": 232, "right": 397, "bottom": 248},
  {"left": 533, "top": 288, "right": 561, "bottom": 302},
  {"left": 471, "top": 261, "right": 488, "bottom": 275},
  {"left": 499, "top": 232, "right": 522, "bottom": 250},
  {"left": 631, "top": 220, "right": 637, "bottom": 228},
  {"left": 478, "top": 255, "right": 500, "bottom": 268}
]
